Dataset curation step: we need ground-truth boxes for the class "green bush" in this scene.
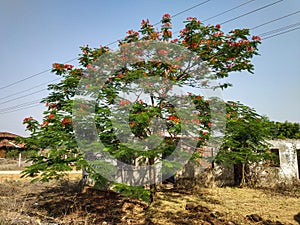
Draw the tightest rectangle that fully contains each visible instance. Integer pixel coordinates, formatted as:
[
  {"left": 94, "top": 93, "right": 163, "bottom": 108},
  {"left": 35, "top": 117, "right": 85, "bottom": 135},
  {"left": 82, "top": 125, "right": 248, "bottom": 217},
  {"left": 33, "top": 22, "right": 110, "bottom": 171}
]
[
  {"left": 21, "top": 150, "right": 38, "bottom": 159},
  {"left": 5, "top": 149, "right": 19, "bottom": 159}
]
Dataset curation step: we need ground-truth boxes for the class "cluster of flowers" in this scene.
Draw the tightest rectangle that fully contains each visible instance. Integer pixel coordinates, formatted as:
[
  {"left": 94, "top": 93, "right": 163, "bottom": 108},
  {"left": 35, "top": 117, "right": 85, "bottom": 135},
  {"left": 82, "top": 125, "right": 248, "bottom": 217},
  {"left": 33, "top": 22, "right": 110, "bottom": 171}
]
[
  {"left": 23, "top": 116, "right": 33, "bottom": 123},
  {"left": 52, "top": 63, "right": 74, "bottom": 70},
  {"left": 161, "top": 14, "right": 172, "bottom": 40},
  {"left": 119, "top": 99, "right": 131, "bottom": 106}
]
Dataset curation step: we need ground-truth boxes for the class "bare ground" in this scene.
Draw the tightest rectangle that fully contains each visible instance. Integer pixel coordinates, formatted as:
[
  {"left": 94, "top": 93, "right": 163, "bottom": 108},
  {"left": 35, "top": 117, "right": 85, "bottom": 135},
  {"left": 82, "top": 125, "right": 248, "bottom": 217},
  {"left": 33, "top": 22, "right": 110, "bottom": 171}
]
[{"left": 0, "top": 173, "right": 299, "bottom": 225}]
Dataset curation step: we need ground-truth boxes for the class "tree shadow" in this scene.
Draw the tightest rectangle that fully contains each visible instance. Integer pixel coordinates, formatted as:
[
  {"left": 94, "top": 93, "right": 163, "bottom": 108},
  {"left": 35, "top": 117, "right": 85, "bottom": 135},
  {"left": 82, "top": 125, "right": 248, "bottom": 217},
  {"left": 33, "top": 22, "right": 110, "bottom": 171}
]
[
  {"left": 294, "top": 212, "right": 300, "bottom": 224},
  {"left": 24, "top": 180, "right": 148, "bottom": 224}
]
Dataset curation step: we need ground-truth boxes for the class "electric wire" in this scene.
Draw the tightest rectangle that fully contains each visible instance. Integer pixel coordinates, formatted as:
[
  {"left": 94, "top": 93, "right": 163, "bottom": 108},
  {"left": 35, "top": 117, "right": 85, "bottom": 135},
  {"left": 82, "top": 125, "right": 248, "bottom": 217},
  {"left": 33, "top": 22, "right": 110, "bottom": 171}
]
[
  {"left": 0, "top": 78, "right": 60, "bottom": 101},
  {"left": 1, "top": 1, "right": 299, "bottom": 114},
  {"left": 0, "top": 100, "right": 41, "bottom": 113},
  {"left": 263, "top": 26, "right": 300, "bottom": 39},
  {"left": 0, "top": 103, "right": 42, "bottom": 114},
  {"left": 220, "top": 0, "right": 284, "bottom": 25},
  {"left": 0, "top": 89, "right": 46, "bottom": 105},
  {"left": 0, "top": 0, "right": 212, "bottom": 92},
  {"left": 259, "top": 22, "right": 300, "bottom": 37},
  {"left": 250, "top": 10, "right": 300, "bottom": 30},
  {"left": 202, "top": 0, "right": 256, "bottom": 22}
]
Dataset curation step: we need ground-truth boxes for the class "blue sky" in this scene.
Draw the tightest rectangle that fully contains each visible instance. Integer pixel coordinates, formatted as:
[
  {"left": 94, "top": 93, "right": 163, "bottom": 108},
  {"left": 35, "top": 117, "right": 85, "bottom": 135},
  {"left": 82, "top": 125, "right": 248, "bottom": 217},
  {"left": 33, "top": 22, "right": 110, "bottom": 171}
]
[{"left": 0, "top": 0, "right": 299, "bottom": 136}]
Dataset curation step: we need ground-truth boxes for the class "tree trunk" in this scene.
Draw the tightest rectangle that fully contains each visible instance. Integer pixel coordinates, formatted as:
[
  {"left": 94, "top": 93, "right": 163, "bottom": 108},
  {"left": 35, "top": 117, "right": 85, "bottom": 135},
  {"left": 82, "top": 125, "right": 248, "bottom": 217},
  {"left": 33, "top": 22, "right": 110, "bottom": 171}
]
[
  {"left": 240, "top": 163, "right": 245, "bottom": 188},
  {"left": 149, "top": 157, "right": 156, "bottom": 203}
]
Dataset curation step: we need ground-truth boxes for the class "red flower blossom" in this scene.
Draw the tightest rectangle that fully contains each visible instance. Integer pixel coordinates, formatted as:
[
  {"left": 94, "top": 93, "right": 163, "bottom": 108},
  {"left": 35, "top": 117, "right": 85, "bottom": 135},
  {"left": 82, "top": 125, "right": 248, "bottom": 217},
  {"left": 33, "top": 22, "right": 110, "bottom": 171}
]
[
  {"left": 158, "top": 49, "right": 168, "bottom": 55},
  {"left": 41, "top": 121, "right": 49, "bottom": 127},
  {"left": 23, "top": 116, "right": 33, "bottom": 123},
  {"left": 52, "top": 63, "right": 62, "bottom": 70},
  {"left": 61, "top": 118, "right": 72, "bottom": 126},
  {"left": 215, "top": 24, "right": 221, "bottom": 29},
  {"left": 168, "top": 115, "right": 180, "bottom": 123},
  {"left": 141, "top": 19, "right": 150, "bottom": 26},
  {"left": 170, "top": 38, "right": 178, "bottom": 43},
  {"left": 48, "top": 114, "right": 55, "bottom": 119},
  {"left": 162, "top": 14, "right": 171, "bottom": 19},
  {"left": 119, "top": 99, "right": 131, "bottom": 106},
  {"left": 63, "top": 64, "right": 74, "bottom": 70},
  {"left": 252, "top": 35, "right": 261, "bottom": 41}
]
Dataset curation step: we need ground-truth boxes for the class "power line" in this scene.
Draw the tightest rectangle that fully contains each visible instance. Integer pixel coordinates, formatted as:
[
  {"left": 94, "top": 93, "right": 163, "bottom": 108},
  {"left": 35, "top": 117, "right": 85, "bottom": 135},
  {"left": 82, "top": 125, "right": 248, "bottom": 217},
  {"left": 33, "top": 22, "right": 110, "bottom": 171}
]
[
  {"left": 0, "top": 57, "right": 77, "bottom": 91},
  {"left": 202, "top": 0, "right": 256, "bottom": 22},
  {"left": 2, "top": 2, "right": 299, "bottom": 116},
  {"left": 0, "top": 0, "right": 214, "bottom": 112},
  {"left": 259, "top": 22, "right": 300, "bottom": 37},
  {"left": 107, "top": 0, "right": 212, "bottom": 46},
  {"left": 221, "top": 0, "right": 284, "bottom": 25},
  {"left": 0, "top": 78, "right": 60, "bottom": 101},
  {"left": 0, "top": 103, "right": 42, "bottom": 114},
  {"left": 0, "top": 89, "right": 47, "bottom": 105},
  {"left": 0, "top": 1, "right": 212, "bottom": 93},
  {"left": 0, "top": 69, "right": 51, "bottom": 91},
  {"left": 263, "top": 26, "right": 300, "bottom": 40},
  {"left": 172, "top": 0, "right": 258, "bottom": 35},
  {"left": 0, "top": 99, "right": 41, "bottom": 113},
  {"left": 165, "top": 0, "right": 211, "bottom": 23},
  {"left": 251, "top": 10, "right": 300, "bottom": 30}
]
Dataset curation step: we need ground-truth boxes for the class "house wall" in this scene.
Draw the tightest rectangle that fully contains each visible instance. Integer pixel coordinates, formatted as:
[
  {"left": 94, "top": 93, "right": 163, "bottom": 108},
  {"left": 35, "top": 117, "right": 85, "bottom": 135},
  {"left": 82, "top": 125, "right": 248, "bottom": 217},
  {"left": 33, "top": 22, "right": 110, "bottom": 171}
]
[
  {"left": 177, "top": 139, "right": 300, "bottom": 187},
  {"left": 0, "top": 149, "right": 5, "bottom": 158},
  {"left": 267, "top": 139, "right": 300, "bottom": 180}
]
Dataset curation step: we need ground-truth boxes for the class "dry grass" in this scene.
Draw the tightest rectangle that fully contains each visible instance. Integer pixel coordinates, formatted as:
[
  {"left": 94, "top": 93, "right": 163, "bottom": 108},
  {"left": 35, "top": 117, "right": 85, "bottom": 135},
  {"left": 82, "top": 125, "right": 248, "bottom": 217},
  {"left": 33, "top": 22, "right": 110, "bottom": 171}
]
[
  {"left": 202, "top": 187, "right": 299, "bottom": 223},
  {"left": 0, "top": 176, "right": 299, "bottom": 225},
  {"left": 145, "top": 185, "right": 300, "bottom": 225},
  {"left": 0, "top": 159, "right": 31, "bottom": 171}
]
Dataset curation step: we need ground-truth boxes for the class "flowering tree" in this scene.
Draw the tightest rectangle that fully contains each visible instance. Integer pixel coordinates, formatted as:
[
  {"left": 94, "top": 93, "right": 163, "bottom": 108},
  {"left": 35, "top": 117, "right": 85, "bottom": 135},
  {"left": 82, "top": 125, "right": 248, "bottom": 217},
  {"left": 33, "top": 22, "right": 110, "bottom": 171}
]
[{"left": 22, "top": 14, "right": 261, "bottom": 202}]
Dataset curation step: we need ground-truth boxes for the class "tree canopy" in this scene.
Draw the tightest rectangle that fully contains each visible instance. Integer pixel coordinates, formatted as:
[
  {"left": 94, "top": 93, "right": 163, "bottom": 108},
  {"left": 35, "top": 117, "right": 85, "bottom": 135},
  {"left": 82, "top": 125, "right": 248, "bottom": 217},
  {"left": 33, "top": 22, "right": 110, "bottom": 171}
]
[
  {"left": 22, "top": 14, "right": 262, "bottom": 201},
  {"left": 215, "top": 101, "right": 272, "bottom": 187}
]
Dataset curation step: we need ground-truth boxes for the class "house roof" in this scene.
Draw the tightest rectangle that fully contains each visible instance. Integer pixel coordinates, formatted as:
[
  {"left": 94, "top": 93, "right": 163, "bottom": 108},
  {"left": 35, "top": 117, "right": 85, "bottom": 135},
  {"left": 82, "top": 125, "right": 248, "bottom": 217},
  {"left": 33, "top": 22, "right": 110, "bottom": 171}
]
[
  {"left": 0, "top": 132, "right": 20, "bottom": 139},
  {"left": 0, "top": 139, "right": 25, "bottom": 148},
  {"left": 0, "top": 132, "right": 25, "bottom": 149}
]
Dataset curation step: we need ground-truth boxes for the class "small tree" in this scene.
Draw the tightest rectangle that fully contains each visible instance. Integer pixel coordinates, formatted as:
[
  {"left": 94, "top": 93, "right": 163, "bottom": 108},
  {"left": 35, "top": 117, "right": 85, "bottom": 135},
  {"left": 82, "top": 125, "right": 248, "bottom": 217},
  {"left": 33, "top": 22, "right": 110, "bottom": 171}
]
[
  {"left": 22, "top": 15, "right": 261, "bottom": 201},
  {"left": 216, "top": 101, "right": 272, "bottom": 187}
]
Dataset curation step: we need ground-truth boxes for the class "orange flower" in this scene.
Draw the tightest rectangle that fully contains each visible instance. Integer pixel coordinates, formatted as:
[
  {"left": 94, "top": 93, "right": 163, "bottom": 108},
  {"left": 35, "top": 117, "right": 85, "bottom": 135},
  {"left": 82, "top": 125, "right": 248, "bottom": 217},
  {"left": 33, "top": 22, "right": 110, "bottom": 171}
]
[
  {"left": 23, "top": 116, "right": 33, "bottom": 123},
  {"left": 252, "top": 35, "right": 261, "bottom": 41},
  {"left": 41, "top": 121, "right": 49, "bottom": 127},
  {"left": 168, "top": 115, "right": 180, "bottom": 123},
  {"left": 119, "top": 99, "right": 131, "bottom": 106},
  {"left": 61, "top": 118, "right": 72, "bottom": 126},
  {"left": 52, "top": 63, "right": 62, "bottom": 69},
  {"left": 63, "top": 64, "right": 74, "bottom": 70},
  {"left": 158, "top": 49, "right": 168, "bottom": 55}
]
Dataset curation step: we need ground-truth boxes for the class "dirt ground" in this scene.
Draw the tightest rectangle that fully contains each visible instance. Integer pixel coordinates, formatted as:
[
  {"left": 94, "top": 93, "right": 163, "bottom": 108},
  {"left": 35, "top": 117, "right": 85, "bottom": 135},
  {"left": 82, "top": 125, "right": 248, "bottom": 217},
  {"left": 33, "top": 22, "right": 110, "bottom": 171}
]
[{"left": 0, "top": 174, "right": 299, "bottom": 225}]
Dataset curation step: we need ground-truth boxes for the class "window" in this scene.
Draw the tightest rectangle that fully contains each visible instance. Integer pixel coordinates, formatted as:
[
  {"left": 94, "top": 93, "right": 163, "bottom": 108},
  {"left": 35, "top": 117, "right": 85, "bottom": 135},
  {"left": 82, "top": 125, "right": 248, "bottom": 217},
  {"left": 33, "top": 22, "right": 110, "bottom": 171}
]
[{"left": 269, "top": 149, "right": 280, "bottom": 167}]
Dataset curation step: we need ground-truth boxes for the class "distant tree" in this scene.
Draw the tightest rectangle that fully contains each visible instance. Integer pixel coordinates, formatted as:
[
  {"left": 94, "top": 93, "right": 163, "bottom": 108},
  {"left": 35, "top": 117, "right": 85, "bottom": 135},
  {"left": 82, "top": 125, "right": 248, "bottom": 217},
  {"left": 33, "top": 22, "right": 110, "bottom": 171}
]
[
  {"left": 269, "top": 121, "right": 300, "bottom": 139},
  {"left": 21, "top": 14, "right": 261, "bottom": 202},
  {"left": 216, "top": 101, "right": 272, "bottom": 187}
]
